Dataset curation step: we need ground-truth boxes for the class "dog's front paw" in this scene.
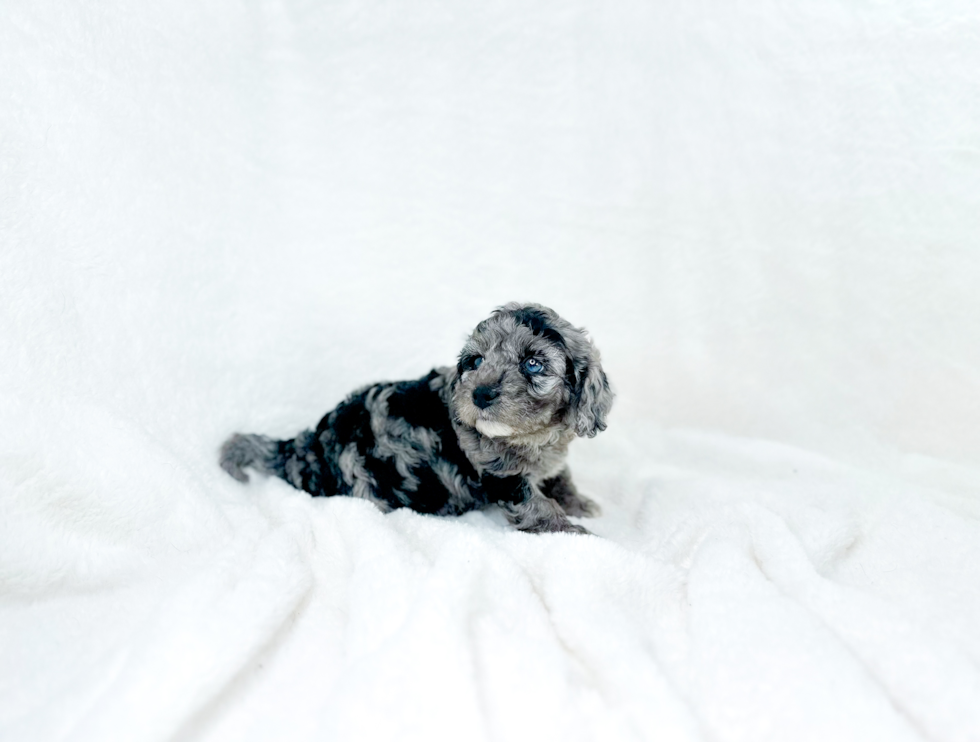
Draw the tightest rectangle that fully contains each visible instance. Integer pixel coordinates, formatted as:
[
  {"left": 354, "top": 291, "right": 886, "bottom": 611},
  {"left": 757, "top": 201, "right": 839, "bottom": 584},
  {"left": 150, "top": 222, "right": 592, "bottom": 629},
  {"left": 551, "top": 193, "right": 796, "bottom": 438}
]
[
  {"left": 522, "top": 520, "right": 592, "bottom": 536},
  {"left": 562, "top": 495, "right": 602, "bottom": 519}
]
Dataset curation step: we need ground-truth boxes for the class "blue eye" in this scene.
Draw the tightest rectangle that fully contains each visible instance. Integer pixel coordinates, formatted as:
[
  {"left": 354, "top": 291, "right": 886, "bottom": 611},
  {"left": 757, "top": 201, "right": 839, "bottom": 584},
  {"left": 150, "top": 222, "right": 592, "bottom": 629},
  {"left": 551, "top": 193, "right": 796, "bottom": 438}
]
[
  {"left": 462, "top": 355, "right": 483, "bottom": 371},
  {"left": 473, "top": 357, "right": 483, "bottom": 369},
  {"left": 522, "top": 358, "right": 544, "bottom": 375}
]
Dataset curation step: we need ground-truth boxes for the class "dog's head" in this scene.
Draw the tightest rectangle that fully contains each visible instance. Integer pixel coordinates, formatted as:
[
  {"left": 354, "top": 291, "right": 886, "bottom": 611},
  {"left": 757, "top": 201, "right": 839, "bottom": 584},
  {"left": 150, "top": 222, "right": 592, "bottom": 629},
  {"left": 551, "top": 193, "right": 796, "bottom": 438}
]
[{"left": 450, "top": 303, "right": 613, "bottom": 440}]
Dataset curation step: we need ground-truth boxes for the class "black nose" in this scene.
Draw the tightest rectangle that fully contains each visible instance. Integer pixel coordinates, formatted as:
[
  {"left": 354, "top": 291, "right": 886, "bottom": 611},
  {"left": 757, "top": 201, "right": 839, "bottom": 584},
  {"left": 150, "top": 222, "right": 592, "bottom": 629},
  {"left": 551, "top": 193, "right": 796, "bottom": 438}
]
[{"left": 472, "top": 385, "right": 500, "bottom": 410}]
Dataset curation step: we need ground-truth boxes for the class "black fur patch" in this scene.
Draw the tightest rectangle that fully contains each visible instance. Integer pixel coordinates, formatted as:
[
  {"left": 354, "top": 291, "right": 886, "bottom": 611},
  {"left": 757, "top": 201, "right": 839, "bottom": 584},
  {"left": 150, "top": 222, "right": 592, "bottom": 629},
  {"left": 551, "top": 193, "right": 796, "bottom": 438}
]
[
  {"left": 564, "top": 360, "right": 578, "bottom": 392},
  {"left": 320, "top": 388, "right": 375, "bottom": 458},
  {"left": 361, "top": 454, "right": 411, "bottom": 508},
  {"left": 510, "top": 307, "right": 566, "bottom": 349},
  {"left": 407, "top": 465, "right": 454, "bottom": 514},
  {"left": 480, "top": 473, "right": 530, "bottom": 505},
  {"left": 386, "top": 371, "right": 443, "bottom": 431},
  {"left": 387, "top": 372, "right": 479, "bottom": 483}
]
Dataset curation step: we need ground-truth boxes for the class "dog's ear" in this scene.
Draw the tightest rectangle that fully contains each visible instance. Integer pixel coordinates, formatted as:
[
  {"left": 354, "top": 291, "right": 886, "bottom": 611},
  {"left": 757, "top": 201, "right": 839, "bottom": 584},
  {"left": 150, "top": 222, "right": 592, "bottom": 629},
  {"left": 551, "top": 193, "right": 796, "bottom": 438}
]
[{"left": 571, "top": 350, "right": 613, "bottom": 438}]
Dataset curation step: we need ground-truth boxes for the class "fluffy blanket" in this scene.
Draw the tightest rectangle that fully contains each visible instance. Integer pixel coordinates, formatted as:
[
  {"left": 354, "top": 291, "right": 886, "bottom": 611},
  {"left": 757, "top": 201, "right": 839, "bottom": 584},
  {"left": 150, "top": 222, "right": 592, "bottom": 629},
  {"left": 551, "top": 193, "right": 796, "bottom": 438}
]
[{"left": 5, "top": 413, "right": 980, "bottom": 741}]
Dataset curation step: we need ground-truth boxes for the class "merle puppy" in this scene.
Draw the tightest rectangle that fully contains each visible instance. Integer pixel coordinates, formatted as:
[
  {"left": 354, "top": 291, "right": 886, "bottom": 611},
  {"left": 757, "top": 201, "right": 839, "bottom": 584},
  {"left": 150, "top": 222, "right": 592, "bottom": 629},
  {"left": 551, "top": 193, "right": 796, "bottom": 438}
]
[{"left": 220, "top": 303, "right": 612, "bottom": 534}]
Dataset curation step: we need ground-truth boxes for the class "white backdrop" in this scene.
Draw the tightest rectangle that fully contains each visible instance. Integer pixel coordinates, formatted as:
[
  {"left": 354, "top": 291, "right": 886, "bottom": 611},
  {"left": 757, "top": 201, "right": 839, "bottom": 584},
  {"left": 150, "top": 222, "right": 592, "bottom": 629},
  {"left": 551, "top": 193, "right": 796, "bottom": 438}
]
[
  {"left": 5, "top": 0, "right": 979, "bottom": 464},
  {"left": 3, "top": 2, "right": 980, "bottom": 741}
]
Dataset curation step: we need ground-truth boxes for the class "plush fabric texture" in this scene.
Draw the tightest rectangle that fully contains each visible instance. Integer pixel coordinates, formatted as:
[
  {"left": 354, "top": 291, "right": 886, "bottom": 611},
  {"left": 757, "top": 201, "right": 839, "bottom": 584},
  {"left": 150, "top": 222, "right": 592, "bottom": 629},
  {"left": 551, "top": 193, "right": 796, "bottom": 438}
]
[{"left": 3, "top": 2, "right": 980, "bottom": 741}]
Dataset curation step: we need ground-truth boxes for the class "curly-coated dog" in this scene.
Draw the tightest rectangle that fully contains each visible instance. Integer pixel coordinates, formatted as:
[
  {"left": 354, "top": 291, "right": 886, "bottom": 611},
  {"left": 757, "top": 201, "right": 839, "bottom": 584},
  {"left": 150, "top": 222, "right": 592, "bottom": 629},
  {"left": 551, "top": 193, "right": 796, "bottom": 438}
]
[{"left": 219, "top": 303, "right": 612, "bottom": 534}]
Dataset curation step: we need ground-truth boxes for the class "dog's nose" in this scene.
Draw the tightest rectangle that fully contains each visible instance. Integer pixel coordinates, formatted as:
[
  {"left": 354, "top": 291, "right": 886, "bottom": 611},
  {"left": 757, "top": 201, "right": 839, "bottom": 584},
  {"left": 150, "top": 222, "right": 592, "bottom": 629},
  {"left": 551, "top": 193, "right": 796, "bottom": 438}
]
[{"left": 472, "top": 385, "right": 500, "bottom": 410}]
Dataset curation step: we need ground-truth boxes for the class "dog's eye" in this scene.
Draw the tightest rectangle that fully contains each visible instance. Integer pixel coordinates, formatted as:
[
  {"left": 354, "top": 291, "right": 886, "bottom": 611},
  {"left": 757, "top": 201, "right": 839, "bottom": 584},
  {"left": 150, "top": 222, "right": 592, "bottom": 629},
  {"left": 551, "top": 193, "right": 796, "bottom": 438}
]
[
  {"left": 522, "top": 358, "right": 544, "bottom": 375},
  {"left": 462, "top": 355, "right": 483, "bottom": 371}
]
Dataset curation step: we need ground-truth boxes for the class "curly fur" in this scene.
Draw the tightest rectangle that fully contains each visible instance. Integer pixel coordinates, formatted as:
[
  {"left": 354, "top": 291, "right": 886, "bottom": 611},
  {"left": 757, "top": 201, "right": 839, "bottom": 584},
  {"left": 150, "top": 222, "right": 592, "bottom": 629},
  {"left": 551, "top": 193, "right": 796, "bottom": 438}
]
[{"left": 219, "top": 303, "right": 613, "bottom": 534}]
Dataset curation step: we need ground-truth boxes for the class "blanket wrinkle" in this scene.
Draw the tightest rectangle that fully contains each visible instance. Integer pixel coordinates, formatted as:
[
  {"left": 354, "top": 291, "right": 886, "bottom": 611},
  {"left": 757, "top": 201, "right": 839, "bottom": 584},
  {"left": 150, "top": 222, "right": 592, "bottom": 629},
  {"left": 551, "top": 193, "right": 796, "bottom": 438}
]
[
  {"left": 64, "top": 532, "right": 314, "bottom": 742},
  {"left": 746, "top": 507, "right": 980, "bottom": 742}
]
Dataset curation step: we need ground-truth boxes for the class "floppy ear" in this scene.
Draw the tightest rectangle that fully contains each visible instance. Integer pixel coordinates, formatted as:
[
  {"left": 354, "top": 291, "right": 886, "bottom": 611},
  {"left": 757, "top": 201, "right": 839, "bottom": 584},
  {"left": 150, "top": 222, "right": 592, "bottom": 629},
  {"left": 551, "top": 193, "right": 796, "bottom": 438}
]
[{"left": 573, "top": 355, "right": 613, "bottom": 438}]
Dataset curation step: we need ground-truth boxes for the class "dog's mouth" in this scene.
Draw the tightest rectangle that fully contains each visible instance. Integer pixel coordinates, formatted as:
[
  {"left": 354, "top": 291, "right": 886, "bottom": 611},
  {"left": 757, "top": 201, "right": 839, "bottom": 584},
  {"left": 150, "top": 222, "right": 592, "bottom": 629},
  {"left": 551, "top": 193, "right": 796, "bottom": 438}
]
[
  {"left": 473, "top": 418, "right": 516, "bottom": 438},
  {"left": 459, "top": 404, "right": 518, "bottom": 438},
  {"left": 458, "top": 395, "right": 548, "bottom": 439}
]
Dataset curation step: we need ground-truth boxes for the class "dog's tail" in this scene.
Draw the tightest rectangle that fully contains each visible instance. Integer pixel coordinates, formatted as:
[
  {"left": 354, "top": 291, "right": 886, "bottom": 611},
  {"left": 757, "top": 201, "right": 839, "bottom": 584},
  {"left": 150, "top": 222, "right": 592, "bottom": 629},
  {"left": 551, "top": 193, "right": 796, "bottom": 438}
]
[
  {"left": 219, "top": 431, "right": 324, "bottom": 494},
  {"left": 219, "top": 433, "right": 286, "bottom": 483}
]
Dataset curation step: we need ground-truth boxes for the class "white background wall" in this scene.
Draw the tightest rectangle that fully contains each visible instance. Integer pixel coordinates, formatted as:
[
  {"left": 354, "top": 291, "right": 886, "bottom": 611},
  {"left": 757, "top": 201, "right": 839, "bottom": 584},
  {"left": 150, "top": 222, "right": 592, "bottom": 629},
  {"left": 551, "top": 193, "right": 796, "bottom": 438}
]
[{"left": 4, "top": 0, "right": 979, "bottom": 467}]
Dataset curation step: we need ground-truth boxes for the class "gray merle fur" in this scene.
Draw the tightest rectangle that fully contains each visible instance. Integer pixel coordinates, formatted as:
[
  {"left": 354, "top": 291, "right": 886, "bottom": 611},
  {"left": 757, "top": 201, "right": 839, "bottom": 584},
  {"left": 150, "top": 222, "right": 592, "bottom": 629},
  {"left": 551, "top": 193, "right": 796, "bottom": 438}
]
[{"left": 219, "top": 303, "right": 612, "bottom": 534}]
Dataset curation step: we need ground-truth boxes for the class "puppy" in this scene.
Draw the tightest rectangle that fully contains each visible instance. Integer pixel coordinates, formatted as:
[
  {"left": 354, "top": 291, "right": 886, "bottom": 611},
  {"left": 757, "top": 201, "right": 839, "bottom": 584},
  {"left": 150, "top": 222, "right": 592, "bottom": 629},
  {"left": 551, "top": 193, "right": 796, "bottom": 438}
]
[{"left": 219, "top": 303, "right": 612, "bottom": 534}]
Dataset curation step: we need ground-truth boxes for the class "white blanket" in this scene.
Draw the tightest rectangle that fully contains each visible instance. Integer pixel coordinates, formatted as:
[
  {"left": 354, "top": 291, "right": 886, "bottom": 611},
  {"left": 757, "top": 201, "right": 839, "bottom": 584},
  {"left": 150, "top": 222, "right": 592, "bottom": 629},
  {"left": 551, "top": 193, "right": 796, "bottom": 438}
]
[{"left": 4, "top": 412, "right": 980, "bottom": 742}]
